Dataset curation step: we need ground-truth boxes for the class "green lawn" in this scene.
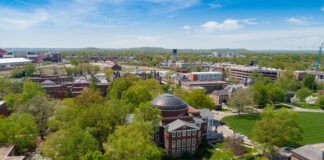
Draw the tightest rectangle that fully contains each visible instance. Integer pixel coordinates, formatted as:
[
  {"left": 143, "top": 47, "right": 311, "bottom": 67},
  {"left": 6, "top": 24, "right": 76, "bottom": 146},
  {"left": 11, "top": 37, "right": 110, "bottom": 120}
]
[
  {"left": 221, "top": 112, "right": 324, "bottom": 146},
  {"left": 295, "top": 103, "right": 322, "bottom": 109}
]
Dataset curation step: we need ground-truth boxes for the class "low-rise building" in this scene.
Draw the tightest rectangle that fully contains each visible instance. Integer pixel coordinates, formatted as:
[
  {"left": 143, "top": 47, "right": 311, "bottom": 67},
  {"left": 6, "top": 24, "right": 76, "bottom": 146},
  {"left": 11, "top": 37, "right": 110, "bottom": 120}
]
[
  {"left": 210, "top": 90, "right": 229, "bottom": 105},
  {"left": 290, "top": 143, "right": 324, "bottom": 160},
  {"left": 0, "top": 143, "right": 25, "bottom": 160},
  {"left": 0, "top": 58, "right": 32, "bottom": 67},
  {"left": 106, "top": 63, "right": 122, "bottom": 71},
  {"left": 229, "top": 65, "right": 279, "bottom": 81},
  {"left": 189, "top": 72, "right": 223, "bottom": 81},
  {"left": 181, "top": 81, "right": 228, "bottom": 94},
  {"left": 151, "top": 93, "right": 217, "bottom": 157}
]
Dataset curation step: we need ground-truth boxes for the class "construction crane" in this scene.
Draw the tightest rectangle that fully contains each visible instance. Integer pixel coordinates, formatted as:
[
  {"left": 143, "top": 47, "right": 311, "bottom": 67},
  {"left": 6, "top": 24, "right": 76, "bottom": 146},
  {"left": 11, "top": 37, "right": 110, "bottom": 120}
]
[{"left": 315, "top": 42, "right": 324, "bottom": 72}]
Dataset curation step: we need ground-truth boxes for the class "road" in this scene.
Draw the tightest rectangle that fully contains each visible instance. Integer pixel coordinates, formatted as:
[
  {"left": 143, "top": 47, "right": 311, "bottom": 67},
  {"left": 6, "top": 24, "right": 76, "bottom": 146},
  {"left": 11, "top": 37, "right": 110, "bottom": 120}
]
[
  {"left": 281, "top": 103, "right": 324, "bottom": 113},
  {"left": 212, "top": 110, "right": 252, "bottom": 146}
]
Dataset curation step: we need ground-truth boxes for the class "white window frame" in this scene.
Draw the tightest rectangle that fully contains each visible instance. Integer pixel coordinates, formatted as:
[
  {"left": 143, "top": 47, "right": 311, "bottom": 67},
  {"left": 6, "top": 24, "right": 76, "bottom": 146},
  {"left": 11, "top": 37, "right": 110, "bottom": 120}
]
[
  {"left": 172, "top": 150, "right": 175, "bottom": 156},
  {"left": 177, "top": 150, "right": 181, "bottom": 156},
  {"left": 187, "top": 139, "right": 191, "bottom": 146},
  {"left": 192, "top": 148, "right": 196, "bottom": 154},
  {"left": 172, "top": 140, "right": 176, "bottom": 148},
  {"left": 187, "top": 130, "right": 191, "bottom": 136},
  {"left": 182, "top": 130, "right": 186, "bottom": 137},
  {"left": 192, "top": 138, "right": 196, "bottom": 146},
  {"left": 172, "top": 132, "right": 176, "bottom": 138},
  {"left": 193, "top": 130, "right": 196, "bottom": 135},
  {"left": 177, "top": 140, "right": 181, "bottom": 147},
  {"left": 177, "top": 131, "right": 181, "bottom": 137},
  {"left": 182, "top": 139, "right": 186, "bottom": 147}
]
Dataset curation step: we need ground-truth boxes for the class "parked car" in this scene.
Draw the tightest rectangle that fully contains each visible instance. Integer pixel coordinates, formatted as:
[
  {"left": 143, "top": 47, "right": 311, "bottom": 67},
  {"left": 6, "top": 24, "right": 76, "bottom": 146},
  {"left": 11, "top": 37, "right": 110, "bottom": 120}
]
[
  {"left": 232, "top": 109, "right": 239, "bottom": 113},
  {"left": 284, "top": 146, "right": 294, "bottom": 151}
]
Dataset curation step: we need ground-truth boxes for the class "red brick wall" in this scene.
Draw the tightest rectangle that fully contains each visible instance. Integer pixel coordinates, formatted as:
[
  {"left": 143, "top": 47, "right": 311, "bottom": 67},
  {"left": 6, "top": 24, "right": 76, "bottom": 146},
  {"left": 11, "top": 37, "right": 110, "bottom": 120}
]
[{"left": 0, "top": 102, "right": 8, "bottom": 117}]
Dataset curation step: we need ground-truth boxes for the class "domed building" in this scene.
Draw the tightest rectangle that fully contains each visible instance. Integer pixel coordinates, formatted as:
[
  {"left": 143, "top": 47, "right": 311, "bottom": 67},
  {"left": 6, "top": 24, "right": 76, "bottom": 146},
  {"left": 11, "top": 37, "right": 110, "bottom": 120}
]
[{"left": 151, "top": 93, "right": 215, "bottom": 157}]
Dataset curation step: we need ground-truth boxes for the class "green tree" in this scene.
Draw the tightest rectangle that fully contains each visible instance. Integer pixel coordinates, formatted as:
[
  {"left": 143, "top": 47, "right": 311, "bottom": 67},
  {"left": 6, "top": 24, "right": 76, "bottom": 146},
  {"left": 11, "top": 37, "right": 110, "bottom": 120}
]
[
  {"left": 253, "top": 82, "right": 269, "bottom": 107},
  {"left": 210, "top": 150, "right": 234, "bottom": 160},
  {"left": 252, "top": 106, "right": 303, "bottom": 155},
  {"left": 317, "top": 95, "right": 324, "bottom": 109},
  {"left": 228, "top": 88, "right": 253, "bottom": 115},
  {"left": 0, "top": 113, "right": 38, "bottom": 153},
  {"left": 275, "top": 71, "right": 300, "bottom": 91},
  {"left": 70, "top": 58, "right": 79, "bottom": 67},
  {"left": 23, "top": 63, "right": 36, "bottom": 77},
  {"left": 108, "top": 77, "right": 133, "bottom": 100},
  {"left": 89, "top": 77, "right": 98, "bottom": 90},
  {"left": 295, "top": 88, "right": 313, "bottom": 101},
  {"left": 77, "top": 104, "right": 115, "bottom": 147},
  {"left": 21, "top": 79, "right": 46, "bottom": 104},
  {"left": 105, "top": 122, "right": 163, "bottom": 160},
  {"left": 3, "top": 93, "right": 21, "bottom": 114},
  {"left": 185, "top": 89, "right": 215, "bottom": 110},
  {"left": 42, "top": 127, "right": 99, "bottom": 160},
  {"left": 75, "top": 89, "right": 104, "bottom": 107},
  {"left": 302, "top": 74, "right": 317, "bottom": 90},
  {"left": 16, "top": 95, "right": 55, "bottom": 140},
  {"left": 121, "top": 86, "right": 152, "bottom": 107},
  {"left": 10, "top": 69, "right": 23, "bottom": 78},
  {"left": 105, "top": 69, "right": 114, "bottom": 81},
  {"left": 81, "top": 150, "right": 108, "bottom": 160},
  {"left": 267, "top": 84, "right": 286, "bottom": 104}
]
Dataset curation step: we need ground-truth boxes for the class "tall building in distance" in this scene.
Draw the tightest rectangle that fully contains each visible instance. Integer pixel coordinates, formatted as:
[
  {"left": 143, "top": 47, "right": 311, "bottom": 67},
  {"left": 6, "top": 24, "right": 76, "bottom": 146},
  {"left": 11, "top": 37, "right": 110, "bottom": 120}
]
[{"left": 172, "top": 49, "right": 177, "bottom": 56}]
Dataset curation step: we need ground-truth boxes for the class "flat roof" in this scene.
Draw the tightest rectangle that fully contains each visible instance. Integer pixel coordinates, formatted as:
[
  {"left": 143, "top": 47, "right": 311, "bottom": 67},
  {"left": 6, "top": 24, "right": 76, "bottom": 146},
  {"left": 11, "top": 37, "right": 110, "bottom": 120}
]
[
  {"left": 182, "top": 80, "right": 228, "bottom": 85},
  {"left": 191, "top": 72, "right": 222, "bottom": 75},
  {"left": 0, "top": 58, "right": 32, "bottom": 64}
]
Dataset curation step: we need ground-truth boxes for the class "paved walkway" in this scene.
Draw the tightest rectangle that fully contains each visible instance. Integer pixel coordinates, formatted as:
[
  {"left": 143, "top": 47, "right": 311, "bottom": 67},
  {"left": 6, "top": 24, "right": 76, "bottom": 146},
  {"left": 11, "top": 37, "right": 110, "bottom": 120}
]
[
  {"left": 212, "top": 111, "right": 252, "bottom": 146},
  {"left": 281, "top": 103, "right": 324, "bottom": 113}
]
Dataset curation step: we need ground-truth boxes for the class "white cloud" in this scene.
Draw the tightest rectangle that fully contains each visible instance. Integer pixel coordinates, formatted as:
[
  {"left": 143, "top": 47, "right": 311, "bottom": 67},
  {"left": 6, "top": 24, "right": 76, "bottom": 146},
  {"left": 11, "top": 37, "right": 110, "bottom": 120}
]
[
  {"left": 287, "top": 17, "right": 305, "bottom": 25},
  {"left": 241, "top": 18, "right": 257, "bottom": 25},
  {"left": 0, "top": 9, "right": 48, "bottom": 30},
  {"left": 208, "top": 3, "right": 221, "bottom": 8},
  {"left": 183, "top": 25, "right": 191, "bottom": 30},
  {"left": 201, "top": 19, "right": 243, "bottom": 32},
  {"left": 321, "top": 6, "right": 324, "bottom": 11}
]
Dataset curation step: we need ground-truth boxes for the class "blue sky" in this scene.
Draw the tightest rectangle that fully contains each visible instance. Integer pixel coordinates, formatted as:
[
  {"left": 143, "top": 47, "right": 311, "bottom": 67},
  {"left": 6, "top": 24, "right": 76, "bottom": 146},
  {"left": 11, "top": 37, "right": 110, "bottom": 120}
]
[{"left": 0, "top": 0, "right": 324, "bottom": 50}]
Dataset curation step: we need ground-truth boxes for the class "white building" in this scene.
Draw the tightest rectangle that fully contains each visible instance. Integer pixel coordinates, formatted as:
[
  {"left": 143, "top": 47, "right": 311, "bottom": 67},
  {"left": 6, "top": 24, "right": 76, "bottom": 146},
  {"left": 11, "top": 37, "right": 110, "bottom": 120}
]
[{"left": 0, "top": 58, "right": 32, "bottom": 67}]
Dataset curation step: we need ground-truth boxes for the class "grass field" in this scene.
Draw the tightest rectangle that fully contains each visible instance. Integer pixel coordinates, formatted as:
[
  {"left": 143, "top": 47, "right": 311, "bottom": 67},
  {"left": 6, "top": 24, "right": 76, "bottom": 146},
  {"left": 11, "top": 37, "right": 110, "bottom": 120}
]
[
  {"left": 295, "top": 102, "right": 322, "bottom": 109},
  {"left": 221, "top": 112, "right": 324, "bottom": 146}
]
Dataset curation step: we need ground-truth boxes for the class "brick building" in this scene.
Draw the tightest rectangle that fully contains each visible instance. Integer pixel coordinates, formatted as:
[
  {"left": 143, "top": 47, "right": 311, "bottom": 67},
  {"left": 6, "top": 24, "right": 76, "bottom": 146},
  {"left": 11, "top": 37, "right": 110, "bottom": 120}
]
[
  {"left": 229, "top": 66, "right": 279, "bottom": 81},
  {"left": 189, "top": 72, "right": 223, "bottom": 81},
  {"left": 30, "top": 75, "right": 74, "bottom": 84},
  {"left": 151, "top": 93, "right": 213, "bottom": 157},
  {"left": 0, "top": 101, "right": 8, "bottom": 117},
  {"left": 31, "top": 75, "right": 108, "bottom": 99},
  {"left": 210, "top": 90, "right": 229, "bottom": 105}
]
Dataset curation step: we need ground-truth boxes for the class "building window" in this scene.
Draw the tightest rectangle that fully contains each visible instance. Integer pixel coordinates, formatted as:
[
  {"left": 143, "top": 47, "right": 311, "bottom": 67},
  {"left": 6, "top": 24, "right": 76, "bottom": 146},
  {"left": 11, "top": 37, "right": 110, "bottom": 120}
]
[
  {"left": 192, "top": 148, "right": 196, "bottom": 154},
  {"left": 187, "top": 139, "right": 191, "bottom": 146},
  {"left": 172, "top": 132, "right": 176, "bottom": 138},
  {"left": 177, "top": 140, "right": 181, "bottom": 147},
  {"left": 182, "top": 139, "right": 186, "bottom": 147},
  {"left": 198, "top": 131, "right": 201, "bottom": 137},
  {"left": 192, "top": 138, "right": 196, "bottom": 146},
  {"left": 172, "top": 140, "right": 175, "bottom": 148},
  {"left": 177, "top": 150, "right": 181, "bottom": 156},
  {"left": 182, "top": 148, "right": 186, "bottom": 154},
  {"left": 193, "top": 130, "right": 196, "bottom": 135},
  {"left": 155, "top": 135, "right": 159, "bottom": 142},
  {"left": 187, "top": 130, "right": 191, "bottom": 136},
  {"left": 182, "top": 130, "right": 186, "bottom": 137},
  {"left": 172, "top": 150, "right": 175, "bottom": 156},
  {"left": 177, "top": 131, "right": 181, "bottom": 137},
  {"left": 187, "top": 148, "right": 191, "bottom": 152}
]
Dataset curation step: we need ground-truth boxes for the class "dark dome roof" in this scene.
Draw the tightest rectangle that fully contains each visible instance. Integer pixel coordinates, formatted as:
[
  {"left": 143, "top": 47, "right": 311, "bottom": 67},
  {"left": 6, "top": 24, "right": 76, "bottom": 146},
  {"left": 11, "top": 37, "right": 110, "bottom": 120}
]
[{"left": 151, "top": 93, "right": 188, "bottom": 111}]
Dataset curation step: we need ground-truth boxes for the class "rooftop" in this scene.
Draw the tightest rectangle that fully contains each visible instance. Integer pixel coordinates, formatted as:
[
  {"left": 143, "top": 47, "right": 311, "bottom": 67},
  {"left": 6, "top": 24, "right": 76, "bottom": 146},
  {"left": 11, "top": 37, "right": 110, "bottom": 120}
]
[
  {"left": 292, "top": 143, "right": 324, "bottom": 160},
  {"left": 191, "top": 72, "right": 222, "bottom": 75},
  {"left": 0, "top": 144, "right": 25, "bottom": 160},
  {"left": 165, "top": 119, "right": 199, "bottom": 132},
  {"left": 0, "top": 58, "right": 32, "bottom": 64},
  {"left": 151, "top": 93, "right": 188, "bottom": 111}
]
